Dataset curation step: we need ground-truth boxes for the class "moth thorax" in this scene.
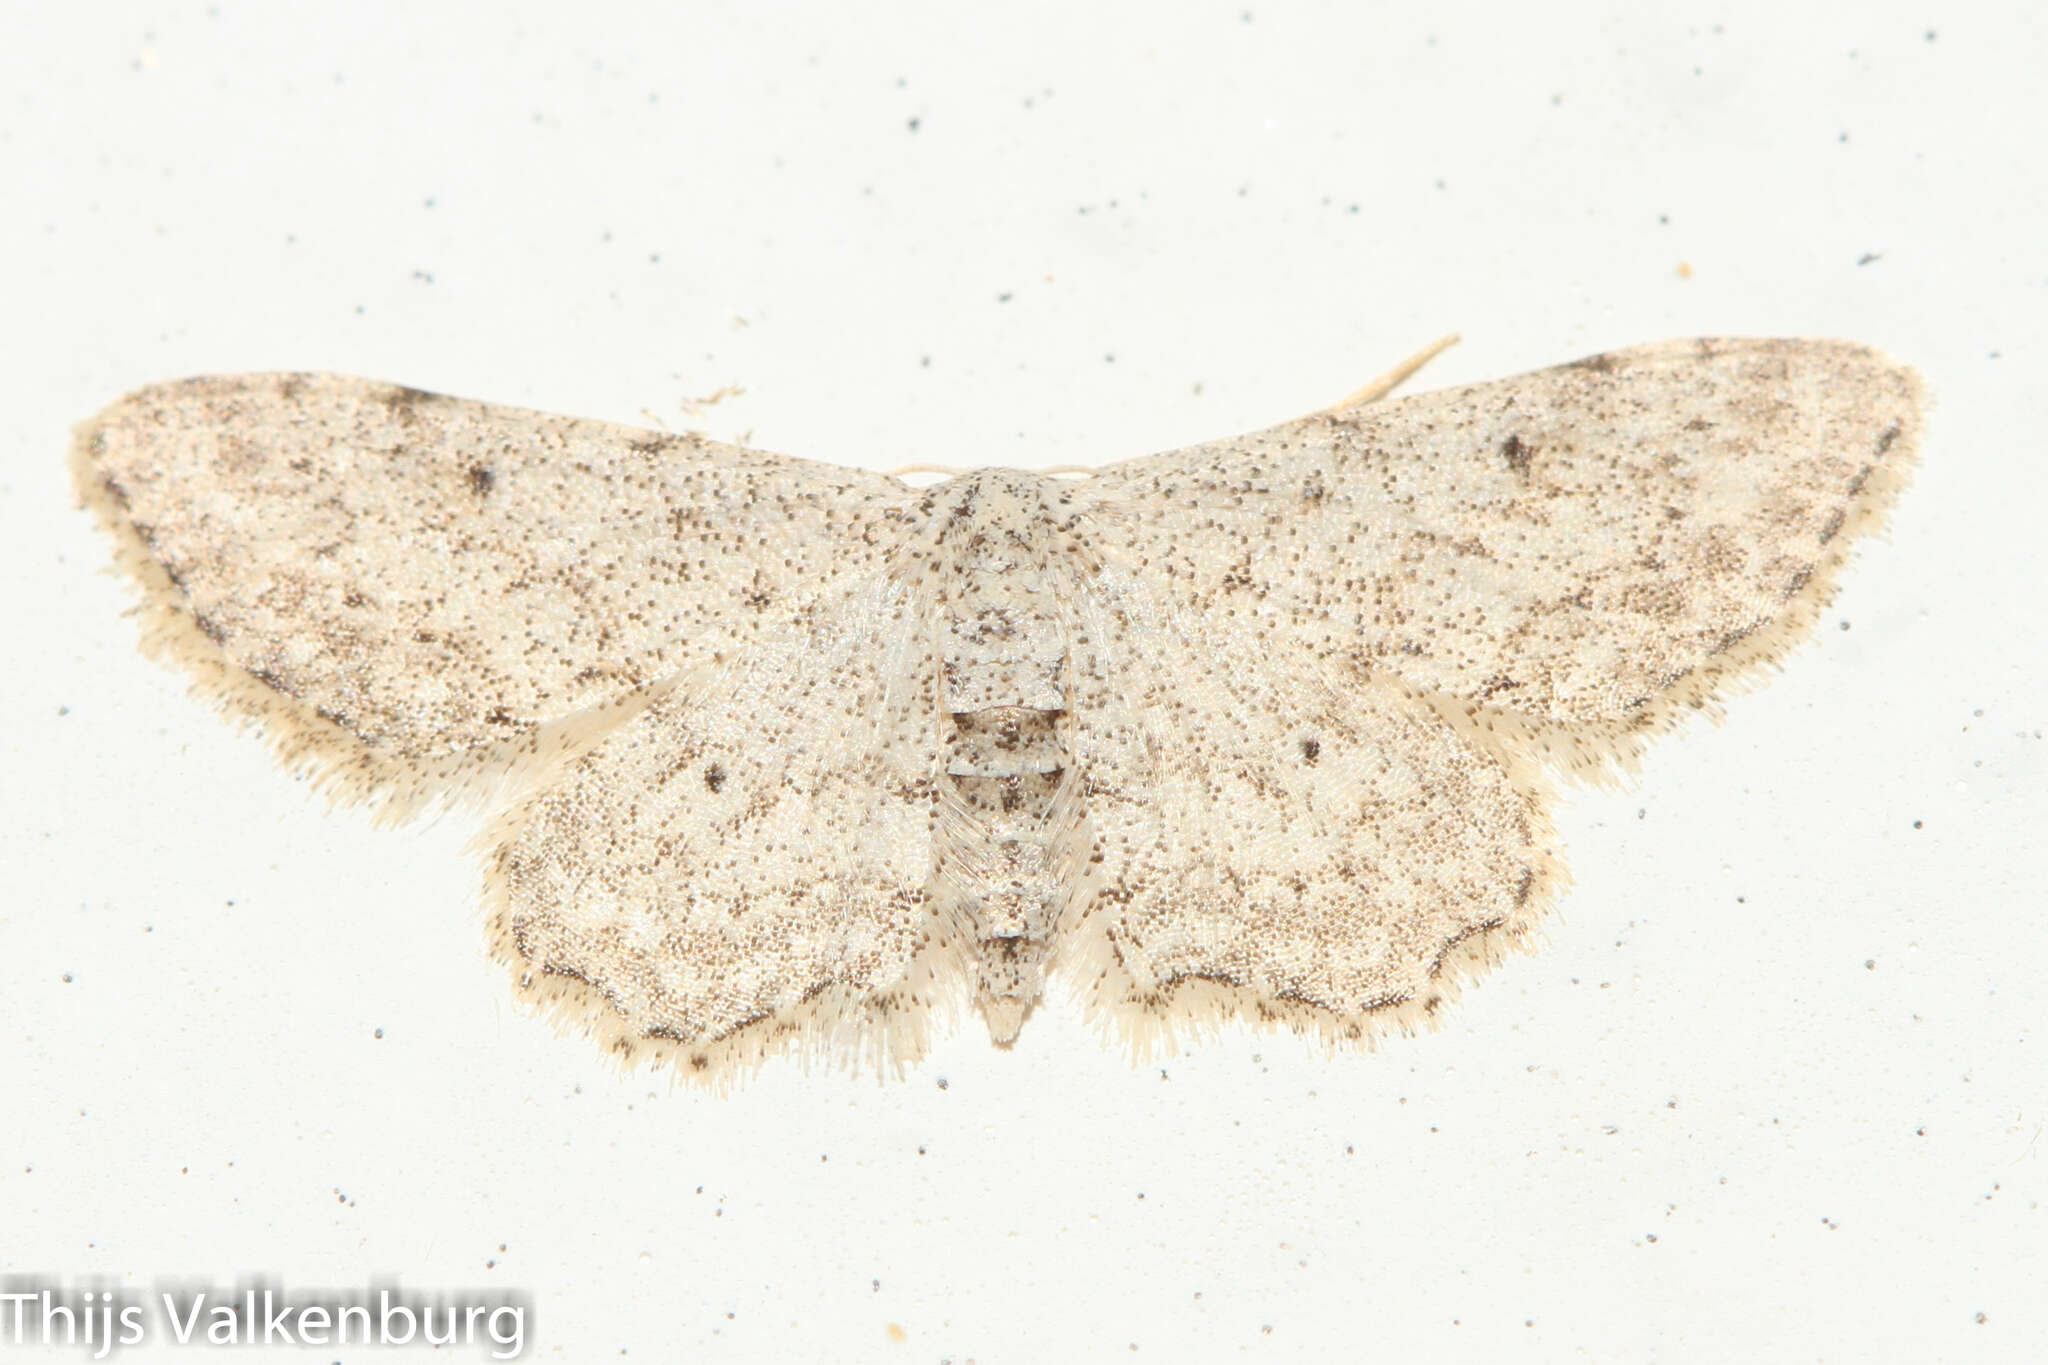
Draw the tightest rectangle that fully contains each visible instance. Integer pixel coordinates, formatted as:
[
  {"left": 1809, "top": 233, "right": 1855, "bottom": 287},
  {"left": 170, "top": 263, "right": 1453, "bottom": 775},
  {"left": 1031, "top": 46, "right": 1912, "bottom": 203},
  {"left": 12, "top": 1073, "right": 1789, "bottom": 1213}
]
[
  {"left": 940, "top": 572, "right": 1067, "bottom": 712},
  {"left": 924, "top": 471, "right": 1075, "bottom": 711}
]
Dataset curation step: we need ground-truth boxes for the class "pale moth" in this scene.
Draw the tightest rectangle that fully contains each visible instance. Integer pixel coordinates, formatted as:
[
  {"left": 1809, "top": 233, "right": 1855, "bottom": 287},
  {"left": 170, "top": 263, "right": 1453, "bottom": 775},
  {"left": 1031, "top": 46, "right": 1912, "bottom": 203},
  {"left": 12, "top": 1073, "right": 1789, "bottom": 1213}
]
[{"left": 74, "top": 338, "right": 1921, "bottom": 1081}]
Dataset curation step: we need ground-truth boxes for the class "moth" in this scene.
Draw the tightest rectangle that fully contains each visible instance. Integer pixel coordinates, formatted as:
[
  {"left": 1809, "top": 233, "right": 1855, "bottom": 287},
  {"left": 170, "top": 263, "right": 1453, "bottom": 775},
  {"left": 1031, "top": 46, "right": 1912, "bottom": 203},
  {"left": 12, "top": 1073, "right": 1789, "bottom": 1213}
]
[{"left": 73, "top": 338, "right": 1921, "bottom": 1080}]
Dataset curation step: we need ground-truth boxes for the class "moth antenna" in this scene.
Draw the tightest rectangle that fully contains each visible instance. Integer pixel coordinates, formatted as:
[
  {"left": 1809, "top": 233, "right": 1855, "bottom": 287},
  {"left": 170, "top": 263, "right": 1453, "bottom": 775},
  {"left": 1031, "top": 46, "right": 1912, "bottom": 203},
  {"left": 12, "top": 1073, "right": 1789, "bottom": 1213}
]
[{"left": 1322, "top": 332, "right": 1462, "bottom": 412}]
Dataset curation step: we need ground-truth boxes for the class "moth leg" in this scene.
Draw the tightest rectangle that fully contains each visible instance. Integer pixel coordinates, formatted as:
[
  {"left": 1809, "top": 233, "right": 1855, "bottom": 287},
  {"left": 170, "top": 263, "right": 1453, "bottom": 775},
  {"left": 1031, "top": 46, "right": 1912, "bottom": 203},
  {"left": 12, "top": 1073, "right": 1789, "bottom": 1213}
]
[{"left": 1322, "top": 332, "right": 1461, "bottom": 411}]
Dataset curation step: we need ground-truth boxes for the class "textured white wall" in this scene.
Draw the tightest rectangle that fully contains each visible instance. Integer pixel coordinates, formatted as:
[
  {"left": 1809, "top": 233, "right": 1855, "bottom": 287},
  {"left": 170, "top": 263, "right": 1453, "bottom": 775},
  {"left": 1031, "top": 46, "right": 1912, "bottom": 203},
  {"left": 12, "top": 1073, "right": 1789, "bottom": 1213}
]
[{"left": 4, "top": 2, "right": 2040, "bottom": 1360}]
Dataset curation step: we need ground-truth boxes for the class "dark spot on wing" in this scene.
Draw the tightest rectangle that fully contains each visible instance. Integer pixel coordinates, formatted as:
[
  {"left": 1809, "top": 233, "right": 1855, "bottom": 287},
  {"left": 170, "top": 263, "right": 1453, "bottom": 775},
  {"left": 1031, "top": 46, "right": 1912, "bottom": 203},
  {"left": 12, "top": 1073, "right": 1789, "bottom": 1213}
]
[
  {"left": 1300, "top": 736, "right": 1320, "bottom": 764},
  {"left": 1476, "top": 673, "right": 1524, "bottom": 701},
  {"left": 467, "top": 464, "right": 496, "bottom": 496},
  {"left": 1875, "top": 421, "right": 1902, "bottom": 456},
  {"left": 1570, "top": 351, "right": 1620, "bottom": 374},
  {"left": 1501, "top": 434, "right": 1533, "bottom": 476},
  {"left": 704, "top": 763, "right": 727, "bottom": 793},
  {"left": 377, "top": 385, "right": 436, "bottom": 422}
]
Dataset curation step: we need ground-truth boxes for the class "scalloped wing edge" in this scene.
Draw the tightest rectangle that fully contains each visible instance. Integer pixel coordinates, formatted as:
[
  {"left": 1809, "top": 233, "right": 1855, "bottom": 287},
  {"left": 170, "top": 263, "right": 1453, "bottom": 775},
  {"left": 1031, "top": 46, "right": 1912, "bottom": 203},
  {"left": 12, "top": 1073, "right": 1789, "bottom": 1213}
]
[
  {"left": 1417, "top": 350, "right": 1926, "bottom": 788},
  {"left": 70, "top": 412, "right": 680, "bottom": 825},
  {"left": 469, "top": 784, "right": 973, "bottom": 1091}
]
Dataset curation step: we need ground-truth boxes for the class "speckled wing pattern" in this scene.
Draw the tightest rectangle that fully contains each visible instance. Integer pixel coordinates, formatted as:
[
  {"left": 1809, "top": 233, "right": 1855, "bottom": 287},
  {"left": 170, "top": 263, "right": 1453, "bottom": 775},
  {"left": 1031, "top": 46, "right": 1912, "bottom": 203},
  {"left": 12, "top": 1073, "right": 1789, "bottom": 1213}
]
[
  {"left": 1084, "top": 338, "right": 1921, "bottom": 767},
  {"left": 488, "top": 573, "right": 954, "bottom": 1075},
  {"left": 73, "top": 339, "right": 1921, "bottom": 1080},
  {"left": 75, "top": 375, "right": 908, "bottom": 816},
  {"left": 1063, "top": 578, "right": 1551, "bottom": 1046},
  {"left": 1063, "top": 337, "right": 1920, "bottom": 1038}
]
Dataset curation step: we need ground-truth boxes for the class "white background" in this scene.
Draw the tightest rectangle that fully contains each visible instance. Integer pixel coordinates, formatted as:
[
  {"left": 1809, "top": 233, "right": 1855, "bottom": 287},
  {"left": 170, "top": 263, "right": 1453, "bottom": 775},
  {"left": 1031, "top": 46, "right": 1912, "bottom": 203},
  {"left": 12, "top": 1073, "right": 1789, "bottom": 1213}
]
[{"left": 4, "top": 3, "right": 2043, "bottom": 1361}]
